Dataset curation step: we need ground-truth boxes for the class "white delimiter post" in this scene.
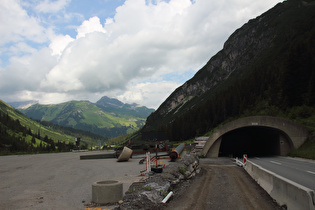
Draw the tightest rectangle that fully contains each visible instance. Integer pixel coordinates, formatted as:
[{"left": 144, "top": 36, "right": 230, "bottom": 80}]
[{"left": 146, "top": 152, "right": 151, "bottom": 173}]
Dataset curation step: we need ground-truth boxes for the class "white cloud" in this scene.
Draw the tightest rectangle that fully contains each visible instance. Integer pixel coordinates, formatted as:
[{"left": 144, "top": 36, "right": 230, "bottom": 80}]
[
  {"left": 0, "top": 0, "right": 47, "bottom": 45},
  {"left": 116, "top": 81, "right": 180, "bottom": 109},
  {"left": 0, "top": 0, "right": 283, "bottom": 109},
  {"left": 8, "top": 42, "right": 37, "bottom": 55},
  {"left": 76, "top": 17, "right": 106, "bottom": 39},
  {"left": 35, "top": 0, "right": 71, "bottom": 13},
  {"left": 49, "top": 34, "right": 74, "bottom": 56},
  {"left": 0, "top": 47, "right": 57, "bottom": 93}
]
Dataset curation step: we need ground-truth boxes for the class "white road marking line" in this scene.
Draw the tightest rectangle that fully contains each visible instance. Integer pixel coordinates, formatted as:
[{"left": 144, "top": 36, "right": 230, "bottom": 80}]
[
  {"left": 306, "top": 170, "right": 315, "bottom": 175},
  {"left": 270, "top": 161, "right": 282, "bottom": 165}
]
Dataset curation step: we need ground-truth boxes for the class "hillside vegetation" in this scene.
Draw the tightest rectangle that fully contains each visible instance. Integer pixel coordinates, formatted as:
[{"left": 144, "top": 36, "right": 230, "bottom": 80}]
[
  {"left": 0, "top": 100, "right": 104, "bottom": 154},
  {"left": 140, "top": 0, "right": 315, "bottom": 144},
  {"left": 20, "top": 96, "right": 154, "bottom": 138}
]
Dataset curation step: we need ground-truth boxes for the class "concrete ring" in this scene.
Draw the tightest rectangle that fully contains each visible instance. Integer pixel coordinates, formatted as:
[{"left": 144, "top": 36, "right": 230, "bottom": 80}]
[{"left": 92, "top": 180, "right": 123, "bottom": 204}]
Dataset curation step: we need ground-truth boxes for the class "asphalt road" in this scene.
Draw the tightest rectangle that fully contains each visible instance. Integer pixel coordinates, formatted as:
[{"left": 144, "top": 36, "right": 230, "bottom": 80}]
[
  {"left": 249, "top": 156, "right": 315, "bottom": 190},
  {"left": 0, "top": 151, "right": 146, "bottom": 210}
]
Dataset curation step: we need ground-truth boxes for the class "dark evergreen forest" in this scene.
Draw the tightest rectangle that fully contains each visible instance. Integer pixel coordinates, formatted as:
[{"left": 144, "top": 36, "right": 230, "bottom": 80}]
[
  {"left": 149, "top": 3, "right": 315, "bottom": 142},
  {"left": 162, "top": 40, "right": 314, "bottom": 141}
]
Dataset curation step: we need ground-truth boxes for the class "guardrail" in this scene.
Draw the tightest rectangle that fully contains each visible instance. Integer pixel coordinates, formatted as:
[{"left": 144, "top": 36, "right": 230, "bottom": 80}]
[
  {"left": 244, "top": 160, "right": 315, "bottom": 210},
  {"left": 235, "top": 157, "right": 244, "bottom": 167},
  {"left": 234, "top": 154, "right": 247, "bottom": 167}
]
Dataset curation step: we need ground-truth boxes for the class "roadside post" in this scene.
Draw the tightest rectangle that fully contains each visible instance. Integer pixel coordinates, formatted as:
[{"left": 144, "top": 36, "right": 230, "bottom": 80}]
[
  {"left": 146, "top": 152, "right": 151, "bottom": 173},
  {"left": 243, "top": 154, "right": 247, "bottom": 166}
]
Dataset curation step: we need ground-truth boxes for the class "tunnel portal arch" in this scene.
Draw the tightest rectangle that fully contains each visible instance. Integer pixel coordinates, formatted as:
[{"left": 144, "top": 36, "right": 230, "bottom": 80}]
[
  {"left": 218, "top": 126, "right": 292, "bottom": 157},
  {"left": 201, "top": 116, "right": 309, "bottom": 158}
]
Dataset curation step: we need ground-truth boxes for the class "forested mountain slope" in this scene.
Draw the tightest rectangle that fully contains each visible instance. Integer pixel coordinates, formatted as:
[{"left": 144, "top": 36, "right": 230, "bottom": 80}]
[
  {"left": 141, "top": 0, "right": 315, "bottom": 141},
  {"left": 20, "top": 96, "right": 154, "bottom": 138},
  {"left": 0, "top": 100, "right": 103, "bottom": 153}
]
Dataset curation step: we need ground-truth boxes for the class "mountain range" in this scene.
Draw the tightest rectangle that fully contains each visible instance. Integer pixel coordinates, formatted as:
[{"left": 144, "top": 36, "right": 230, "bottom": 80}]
[
  {"left": 3, "top": 0, "right": 315, "bottom": 151},
  {"left": 8, "top": 100, "right": 39, "bottom": 109},
  {"left": 17, "top": 96, "right": 154, "bottom": 138},
  {"left": 0, "top": 99, "right": 105, "bottom": 153}
]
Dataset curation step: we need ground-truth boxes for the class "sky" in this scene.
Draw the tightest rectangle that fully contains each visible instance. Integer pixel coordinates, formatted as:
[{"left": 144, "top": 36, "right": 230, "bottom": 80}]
[{"left": 0, "top": 0, "right": 284, "bottom": 109}]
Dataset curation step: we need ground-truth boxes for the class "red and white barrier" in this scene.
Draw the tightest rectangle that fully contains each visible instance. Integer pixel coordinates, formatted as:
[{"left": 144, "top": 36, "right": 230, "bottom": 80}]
[
  {"left": 235, "top": 154, "right": 247, "bottom": 167},
  {"left": 243, "top": 154, "right": 247, "bottom": 166},
  {"left": 146, "top": 152, "right": 151, "bottom": 173}
]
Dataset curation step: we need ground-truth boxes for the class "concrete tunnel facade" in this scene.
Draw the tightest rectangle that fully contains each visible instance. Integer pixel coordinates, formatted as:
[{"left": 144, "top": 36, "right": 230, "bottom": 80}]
[{"left": 201, "top": 116, "right": 309, "bottom": 158}]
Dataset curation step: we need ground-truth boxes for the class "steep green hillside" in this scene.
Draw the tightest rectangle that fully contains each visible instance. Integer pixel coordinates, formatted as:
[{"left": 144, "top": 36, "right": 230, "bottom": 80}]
[
  {"left": 140, "top": 0, "right": 315, "bottom": 142},
  {"left": 0, "top": 100, "right": 72, "bottom": 154},
  {"left": 1, "top": 100, "right": 72, "bottom": 142},
  {"left": 96, "top": 96, "right": 154, "bottom": 118},
  {"left": 20, "top": 98, "right": 154, "bottom": 138},
  {"left": 0, "top": 100, "right": 103, "bottom": 154}
]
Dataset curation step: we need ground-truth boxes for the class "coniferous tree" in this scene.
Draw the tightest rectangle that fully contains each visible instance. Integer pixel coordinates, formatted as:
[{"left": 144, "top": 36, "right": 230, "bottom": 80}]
[
  {"left": 37, "top": 130, "right": 41, "bottom": 140},
  {"left": 31, "top": 135, "right": 36, "bottom": 144}
]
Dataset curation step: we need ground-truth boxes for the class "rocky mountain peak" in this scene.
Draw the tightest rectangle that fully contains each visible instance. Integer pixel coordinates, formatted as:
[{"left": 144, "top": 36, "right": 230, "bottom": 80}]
[{"left": 96, "top": 96, "right": 124, "bottom": 108}]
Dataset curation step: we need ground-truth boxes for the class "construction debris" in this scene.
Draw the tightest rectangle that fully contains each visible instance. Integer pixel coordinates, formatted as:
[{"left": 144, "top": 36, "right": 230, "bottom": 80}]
[
  {"left": 192, "top": 137, "right": 208, "bottom": 155},
  {"left": 115, "top": 153, "right": 200, "bottom": 210},
  {"left": 117, "top": 147, "right": 133, "bottom": 162},
  {"left": 80, "top": 153, "right": 116, "bottom": 160},
  {"left": 161, "top": 191, "right": 173, "bottom": 203},
  {"left": 169, "top": 143, "right": 185, "bottom": 161}
]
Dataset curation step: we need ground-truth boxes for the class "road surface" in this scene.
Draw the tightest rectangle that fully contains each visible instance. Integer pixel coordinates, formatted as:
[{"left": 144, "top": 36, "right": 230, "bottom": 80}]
[
  {"left": 0, "top": 151, "right": 146, "bottom": 210},
  {"left": 164, "top": 158, "right": 281, "bottom": 210},
  {"left": 249, "top": 156, "right": 315, "bottom": 190}
]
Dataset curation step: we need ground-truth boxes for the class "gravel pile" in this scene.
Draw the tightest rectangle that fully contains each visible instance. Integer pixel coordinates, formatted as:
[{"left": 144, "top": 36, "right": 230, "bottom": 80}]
[{"left": 115, "top": 153, "right": 200, "bottom": 210}]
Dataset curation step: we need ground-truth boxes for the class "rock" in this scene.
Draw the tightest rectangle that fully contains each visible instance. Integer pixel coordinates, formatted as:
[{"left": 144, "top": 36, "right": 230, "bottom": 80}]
[
  {"left": 115, "top": 153, "right": 200, "bottom": 210},
  {"left": 187, "top": 164, "right": 194, "bottom": 173},
  {"left": 178, "top": 174, "right": 185, "bottom": 180},
  {"left": 141, "top": 191, "right": 163, "bottom": 203},
  {"left": 171, "top": 179, "right": 180, "bottom": 185}
]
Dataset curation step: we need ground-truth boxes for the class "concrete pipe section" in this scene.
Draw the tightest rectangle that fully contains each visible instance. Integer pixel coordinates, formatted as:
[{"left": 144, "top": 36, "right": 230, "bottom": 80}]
[
  {"left": 117, "top": 146, "right": 133, "bottom": 162},
  {"left": 92, "top": 180, "right": 123, "bottom": 204},
  {"left": 169, "top": 143, "right": 185, "bottom": 161}
]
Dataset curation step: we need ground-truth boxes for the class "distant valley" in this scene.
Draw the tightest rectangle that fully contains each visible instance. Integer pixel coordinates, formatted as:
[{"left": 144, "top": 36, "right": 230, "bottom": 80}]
[{"left": 16, "top": 96, "right": 154, "bottom": 138}]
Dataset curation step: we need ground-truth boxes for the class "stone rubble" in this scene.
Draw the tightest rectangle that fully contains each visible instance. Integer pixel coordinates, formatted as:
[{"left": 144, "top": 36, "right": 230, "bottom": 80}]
[{"left": 115, "top": 153, "right": 200, "bottom": 210}]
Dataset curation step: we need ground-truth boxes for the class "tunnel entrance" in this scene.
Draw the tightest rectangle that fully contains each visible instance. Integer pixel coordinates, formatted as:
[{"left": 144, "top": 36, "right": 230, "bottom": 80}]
[{"left": 219, "top": 126, "right": 282, "bottom": 158}]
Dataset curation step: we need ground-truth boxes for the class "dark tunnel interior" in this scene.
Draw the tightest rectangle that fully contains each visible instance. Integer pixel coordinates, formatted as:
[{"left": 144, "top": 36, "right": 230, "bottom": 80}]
[{"left": 219, "top": 126, "right": 281, "bottom": 158}]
